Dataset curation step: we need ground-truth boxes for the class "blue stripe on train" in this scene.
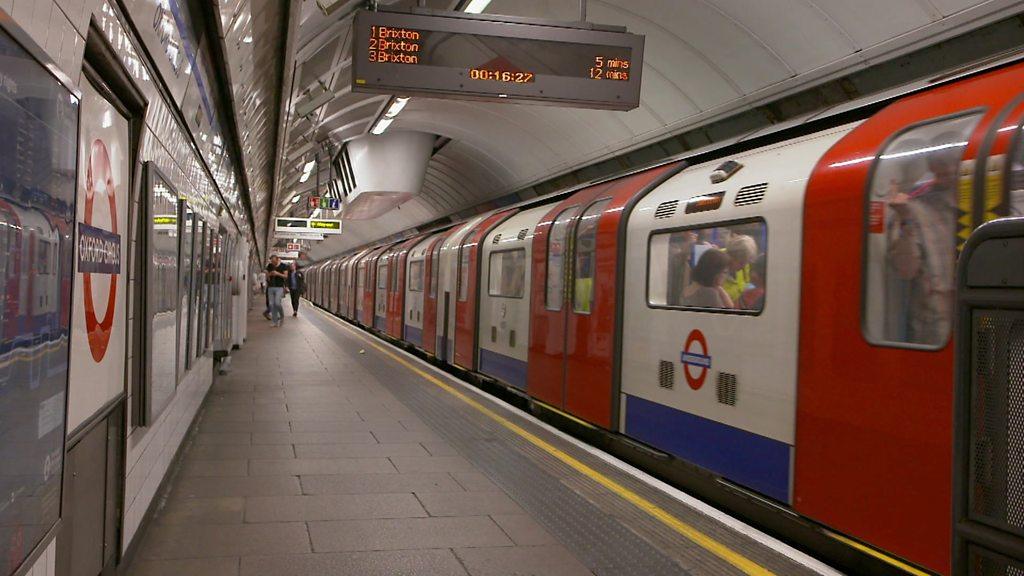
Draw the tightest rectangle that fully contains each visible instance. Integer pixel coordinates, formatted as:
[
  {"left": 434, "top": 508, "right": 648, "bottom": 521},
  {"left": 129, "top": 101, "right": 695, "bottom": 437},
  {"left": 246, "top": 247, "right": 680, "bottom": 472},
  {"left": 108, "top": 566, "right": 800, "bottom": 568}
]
[
  {"left": 624, "top": 394, "right": 791, "bottom": 503},
  {"left": 404, "top": 324, "right": 423, "bottom": 347},
  {"left": 478, "top": 348, "right": 527, "bottom": 390}
]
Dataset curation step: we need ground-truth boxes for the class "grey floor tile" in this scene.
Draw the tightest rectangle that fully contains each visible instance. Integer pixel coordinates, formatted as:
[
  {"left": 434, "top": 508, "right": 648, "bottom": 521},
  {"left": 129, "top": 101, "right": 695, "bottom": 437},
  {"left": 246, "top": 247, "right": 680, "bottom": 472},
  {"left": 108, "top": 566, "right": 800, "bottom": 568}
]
[
  {"left": 248, "top": 457, "right": 396, "bottom": 476},
  {"left": 154, "top": 497, "right": 244, "bottom": 525},
  {"left": 171, "top": 476, "right": 301, "bottom": 498},
  {"left": 179, "top": 459, "right": 249, "bottom": 477},
  {"left": 254, "top": 411, "right": 361, "bottom": 422},
  {"left": 194, "top": 432, "right": 251, "bottom": 445},
  {"left": 308, "top": 516, "right": 513, "bottom": 552},
  {"left": 455, "top": 546, "right": 594, "bottom": 576},
  {"left": 288, "top": 420, "right": 405, "bottom": 433},
  {"left": 449, "top": 472, "right": 503, "bottom": 492},
  {"left": 198, "top": 420, "right": 291, "bottom": 433},
  {"left": 371, "top": 429, "right": 446, "bottom": 444},
  {"left": 240, "top": 549, "right": 467, "bottom": 576},
  {"left": 139, "top": 523, "right": 310, "bottom": 559},
  {"left": 187, "top": 444, "right": 294, "bottom": 460},
  {"left": 127, "top": 557, "right": 240, "bottom": 576},
  {"left": 251, "top": 431, "right": 377, "bottom": 445},
  {"left": 295, "top": 442, "right": 428, "bottom": 459},
  {"left": 390, "top": 455, "right": 478, "bottom": 473},
  {"left": 490, "top": 514, "right": 558, "bottom": 546},
  {"left": 421, "top": 441, "right": 460, "bottom": 456},
  {"left": 300, "top": 472, "right": 464, "bottom": 495},
  {"left": 245, "top": 493, "right": 426, "bottom": 522},
  {"left": 417, "top": 491, "right": 524, "bottom": 517}
]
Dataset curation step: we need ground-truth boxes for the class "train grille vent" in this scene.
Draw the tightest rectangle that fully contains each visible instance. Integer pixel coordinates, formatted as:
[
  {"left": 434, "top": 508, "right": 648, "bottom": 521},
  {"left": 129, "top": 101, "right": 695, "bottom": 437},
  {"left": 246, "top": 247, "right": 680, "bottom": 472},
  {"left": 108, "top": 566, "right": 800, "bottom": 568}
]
[
  {"left": 658, "top": 360, "right": 674, "bottom": 389},
  {"left": 717, "top": 373, "right": 737, "bottom": 405},
  {"left": 734, "top": 183, "right": 768, "bottom": 207},
  {"left": 654, "top": 200, "right": 679, "bottom": 219},
  {"left": 517, "top": 228, "right": 529, "bottom": 241},
  {"left": 492, "top": 234, "right": 502, "bottom": 244}
]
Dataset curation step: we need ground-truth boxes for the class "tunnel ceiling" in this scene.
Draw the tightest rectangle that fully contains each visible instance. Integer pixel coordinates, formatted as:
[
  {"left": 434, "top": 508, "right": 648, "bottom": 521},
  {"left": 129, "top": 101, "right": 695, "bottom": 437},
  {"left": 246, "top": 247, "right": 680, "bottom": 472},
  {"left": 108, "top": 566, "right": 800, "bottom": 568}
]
[{"left": 249, "top": 0, "right": 1022, "bottom": 262}]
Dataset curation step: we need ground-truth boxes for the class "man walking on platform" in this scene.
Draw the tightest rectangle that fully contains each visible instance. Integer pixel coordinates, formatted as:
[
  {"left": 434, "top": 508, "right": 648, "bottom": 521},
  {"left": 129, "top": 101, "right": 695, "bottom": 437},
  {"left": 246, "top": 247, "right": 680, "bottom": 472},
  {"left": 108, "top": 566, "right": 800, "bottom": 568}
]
[
  {"left": 266, "top": 255, "right": 289, "bottom": 327},
  {"left": 289, "top": 262, "right": 305, "bottom": 316}
]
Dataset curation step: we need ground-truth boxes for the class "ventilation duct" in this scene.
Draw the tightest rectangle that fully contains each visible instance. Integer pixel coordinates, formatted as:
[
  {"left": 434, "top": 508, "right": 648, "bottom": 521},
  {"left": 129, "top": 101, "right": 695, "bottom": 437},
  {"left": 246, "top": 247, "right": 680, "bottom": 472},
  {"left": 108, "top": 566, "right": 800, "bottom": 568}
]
[{"left": 342, "top": 131, "right": 435, "bottom": 220}]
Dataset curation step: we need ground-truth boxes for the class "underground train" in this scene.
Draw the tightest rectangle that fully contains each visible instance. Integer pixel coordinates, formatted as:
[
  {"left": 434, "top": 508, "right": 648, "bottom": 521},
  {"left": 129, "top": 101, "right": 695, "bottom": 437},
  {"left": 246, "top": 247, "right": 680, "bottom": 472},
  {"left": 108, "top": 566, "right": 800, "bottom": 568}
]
[{"left": 305, "top": 60, "right": 1024, "bottom": 575}]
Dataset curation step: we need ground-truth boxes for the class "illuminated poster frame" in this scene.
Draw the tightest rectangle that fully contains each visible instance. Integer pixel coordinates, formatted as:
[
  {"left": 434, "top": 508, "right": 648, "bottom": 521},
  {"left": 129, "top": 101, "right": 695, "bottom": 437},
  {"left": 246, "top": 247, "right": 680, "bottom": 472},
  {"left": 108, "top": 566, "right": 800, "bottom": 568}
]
[
  {"left": 0, "top": 12, "right": 80, "bottom": 576},
  {"left": 352, "top": 9, "right": 644, "bottom": 111}
]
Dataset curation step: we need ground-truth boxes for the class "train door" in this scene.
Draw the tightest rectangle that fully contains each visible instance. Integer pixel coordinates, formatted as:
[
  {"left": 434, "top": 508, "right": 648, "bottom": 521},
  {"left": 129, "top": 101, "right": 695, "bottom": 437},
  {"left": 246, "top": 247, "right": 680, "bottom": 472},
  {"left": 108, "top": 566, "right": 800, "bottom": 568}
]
[
  {"left": 795, "top": 64, "right": 1024, "bottom": 574},
  {"left": 529, "top": 167, "right": 680, "bottom": 427},
  {"left": 355, "top": 256, "right": 367, "bottom": 322},
  {"left": 422, "top": 232, "right": 448, "bottom": 355},
  {"left": 387, "top": 238, "right": 418, "bottom": 339},
  {"left": 374, "top": 251, "right": 390, "bottom": 330},
  {"left": 363, "top": 247, "right": 387, "bottom": 327},
  {"left": 437, "top": 217, "right": 486, "bottom": 363},
  {"left": 454, "top": 211, "right": 513, "bottom": 370}
]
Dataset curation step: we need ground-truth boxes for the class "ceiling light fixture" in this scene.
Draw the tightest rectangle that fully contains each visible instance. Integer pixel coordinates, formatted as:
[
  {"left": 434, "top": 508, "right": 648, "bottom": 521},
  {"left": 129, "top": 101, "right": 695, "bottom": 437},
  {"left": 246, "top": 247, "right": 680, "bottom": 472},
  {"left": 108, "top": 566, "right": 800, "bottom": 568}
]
[
  {"left": 464, "top": 0, "right": 492, "bottom": 13},
  {"left": 385, "top": 97, "right": 409, "bottom": 118},
  {"left": 290, "top": 195, "right": 300, "bottom": 204},
  {"left": 298, "top": 159, "right": 316, "bottom": 183},
  {"left": 371, "top": 117, "right": 394, "bottom": 135}
]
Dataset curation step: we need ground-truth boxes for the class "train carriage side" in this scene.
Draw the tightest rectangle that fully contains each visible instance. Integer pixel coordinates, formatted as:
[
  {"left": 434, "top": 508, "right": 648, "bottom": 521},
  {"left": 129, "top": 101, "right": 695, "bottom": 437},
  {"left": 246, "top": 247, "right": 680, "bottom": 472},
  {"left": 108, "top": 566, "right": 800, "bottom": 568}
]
[
  {"left": 619, "top": 125, "right": 853, "bottom": 506},
  {"left": 345, "top": 249, "right": 371, "bottom": 320},
  {"left": 404, "top": 233, "right": 441, "bottom": 347},
  {"left": 364, "top": 245, "right": 391, "bottom": 328},
  {"left": 334, "top": 256, "right": 350, "bottom": 317},
  {"left": 795, "top": 62, "right": 1024, "bottom": 574},
  {"left": 385, "top": 237, "right": 423, "bottom": 340},
  {"left": 338, "top": 256, "right": 353, "bottom": 319},
  {"left": 421, "top": 230, "right": 452, "bottom": 356},
  {"left": 325, "top": 260, "right": 338, "bottom": 314},
  {"left": 374, "top": 246, "right": 398, "bottom": 332},
  {"left": 477, "top": 205, "right": 549, "bottom": 390}
]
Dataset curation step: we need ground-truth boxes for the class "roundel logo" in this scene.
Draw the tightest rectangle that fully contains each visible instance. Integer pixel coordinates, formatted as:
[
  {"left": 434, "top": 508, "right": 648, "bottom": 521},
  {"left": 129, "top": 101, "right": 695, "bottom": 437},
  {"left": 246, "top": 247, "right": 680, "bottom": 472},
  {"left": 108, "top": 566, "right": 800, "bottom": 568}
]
[
  {"left": 78, "top": 139, "right": 121, "bottom": 363},
  {"left": 680, "top": 329, "right": 711, "bottom": 390}
]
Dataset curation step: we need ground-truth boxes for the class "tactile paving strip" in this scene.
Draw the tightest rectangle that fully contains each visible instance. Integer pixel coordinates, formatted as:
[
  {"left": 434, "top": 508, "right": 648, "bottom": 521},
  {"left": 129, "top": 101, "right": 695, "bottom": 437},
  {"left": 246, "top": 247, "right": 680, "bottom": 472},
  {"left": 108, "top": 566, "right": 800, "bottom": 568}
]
[{"left": 306, "top": 311, "right": 825, "bottom": 576}]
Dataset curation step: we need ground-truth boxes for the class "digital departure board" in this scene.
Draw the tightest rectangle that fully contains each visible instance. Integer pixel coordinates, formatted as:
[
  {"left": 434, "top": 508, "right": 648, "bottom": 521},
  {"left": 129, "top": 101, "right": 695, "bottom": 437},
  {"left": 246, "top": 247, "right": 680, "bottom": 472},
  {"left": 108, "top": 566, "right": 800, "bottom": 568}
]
[{"left": 352, "top": 10, "right": 644, "bottom": 111}]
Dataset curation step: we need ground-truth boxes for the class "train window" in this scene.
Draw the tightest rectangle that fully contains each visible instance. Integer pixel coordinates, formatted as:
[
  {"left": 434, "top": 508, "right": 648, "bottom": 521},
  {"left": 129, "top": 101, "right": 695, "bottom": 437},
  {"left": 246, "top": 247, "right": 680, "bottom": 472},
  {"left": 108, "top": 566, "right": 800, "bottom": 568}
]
[
  {"left": 863, "top": 113, "right": 981, "bottom": 348},
  {"left": 573, "top": 200, "right": 610, "bottom": 314},
  {"left": 488, "top": 249, "right": 526, "bottom": 298},
  {"left": 377, "top": 261, "right": 388, "bottom": 289},
  {"left": 458, "top": 247, "right": 471, "bottom": 302},
  {"left": 409, "top": 260, "right": 424, "bottom": 292},
  {"left": 648, "top": 219, "right": 767, "bottom": 313},
  {"left": 1011, "top": 123, "right": 1024, "bottom": 217},
  {"left": 546, "top": 205, "right": 581, "bottom": 311}
]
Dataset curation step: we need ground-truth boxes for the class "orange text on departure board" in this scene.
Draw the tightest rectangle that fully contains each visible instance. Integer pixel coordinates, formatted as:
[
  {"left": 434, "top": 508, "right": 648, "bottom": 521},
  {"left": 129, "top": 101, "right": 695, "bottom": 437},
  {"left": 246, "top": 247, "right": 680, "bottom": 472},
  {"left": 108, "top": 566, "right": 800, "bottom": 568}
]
[
  {"left": 369, "top": 26, "right": 423, "bottom": 64},
  {"left": 589, "top": 55, "right": 630, "bottom": 81}
]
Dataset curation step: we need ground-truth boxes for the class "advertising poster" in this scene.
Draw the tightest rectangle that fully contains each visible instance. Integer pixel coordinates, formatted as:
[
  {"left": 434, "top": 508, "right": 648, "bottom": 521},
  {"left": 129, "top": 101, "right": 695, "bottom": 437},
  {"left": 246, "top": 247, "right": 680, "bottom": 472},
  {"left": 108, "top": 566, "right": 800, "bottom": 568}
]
[{"left": 67, "top": 80, "right": 130, "bottom": 432}]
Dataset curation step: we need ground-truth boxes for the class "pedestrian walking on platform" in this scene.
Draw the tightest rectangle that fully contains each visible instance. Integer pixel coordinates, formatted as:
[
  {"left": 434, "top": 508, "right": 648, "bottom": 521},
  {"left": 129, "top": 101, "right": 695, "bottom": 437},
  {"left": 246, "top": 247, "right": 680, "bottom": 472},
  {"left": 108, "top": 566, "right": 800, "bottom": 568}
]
[
  {"left": 266, "top": 255, "right": 289, "bottom": 327},
  {"left": 289, "top": 262, "right": 305, "bottom": 316}
]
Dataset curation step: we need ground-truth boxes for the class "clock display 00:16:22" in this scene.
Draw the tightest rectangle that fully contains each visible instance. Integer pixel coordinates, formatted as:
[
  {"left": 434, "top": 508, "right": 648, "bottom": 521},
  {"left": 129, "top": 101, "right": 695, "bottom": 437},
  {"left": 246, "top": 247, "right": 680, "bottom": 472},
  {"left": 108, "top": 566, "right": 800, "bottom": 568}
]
[{"left": 468, "top": 68, "right": 536, "bottom": 83}]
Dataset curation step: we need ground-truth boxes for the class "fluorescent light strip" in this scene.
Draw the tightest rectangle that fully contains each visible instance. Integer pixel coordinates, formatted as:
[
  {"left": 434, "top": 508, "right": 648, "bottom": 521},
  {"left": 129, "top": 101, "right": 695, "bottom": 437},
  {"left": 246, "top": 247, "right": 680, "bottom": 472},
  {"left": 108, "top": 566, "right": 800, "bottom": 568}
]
[
  {"left": 464, "top": 0, "right": 491, "bottom": 13},
  {"left": 385, "top": 97, "right": 409, "bottom": 118},
  {"left": 371, "top": 117, "right": 394, "bottom": 135}
]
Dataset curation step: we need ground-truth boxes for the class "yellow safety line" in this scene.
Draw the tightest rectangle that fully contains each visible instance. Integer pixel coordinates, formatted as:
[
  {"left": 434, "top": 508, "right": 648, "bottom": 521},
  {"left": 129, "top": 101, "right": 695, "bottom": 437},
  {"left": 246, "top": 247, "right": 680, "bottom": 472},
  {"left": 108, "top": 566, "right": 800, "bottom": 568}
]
[
  {"left": 825, "top": 531, "right": 932, "bottom": 576},
  {"left": 314, "top": 308, "right": 774, "bottom": 576}
]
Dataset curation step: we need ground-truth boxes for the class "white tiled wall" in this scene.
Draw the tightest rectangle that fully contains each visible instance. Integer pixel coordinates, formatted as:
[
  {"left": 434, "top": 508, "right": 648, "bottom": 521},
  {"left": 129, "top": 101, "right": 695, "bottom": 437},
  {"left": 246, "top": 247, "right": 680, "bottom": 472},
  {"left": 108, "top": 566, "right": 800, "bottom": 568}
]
[{"left": 3, "top": 0, "right": 239, "bottom": 573}]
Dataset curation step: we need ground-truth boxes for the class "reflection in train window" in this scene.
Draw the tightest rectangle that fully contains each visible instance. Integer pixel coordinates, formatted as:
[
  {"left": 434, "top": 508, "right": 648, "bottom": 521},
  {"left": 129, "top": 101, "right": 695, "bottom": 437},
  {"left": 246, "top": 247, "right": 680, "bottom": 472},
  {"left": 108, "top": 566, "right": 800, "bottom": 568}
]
[
  {"left": 458, "top": 247, "right": 471, "bottom": 301},
  {"left": 546, "top": 206, "right": 580, "bottom": 311},
  {"left": 573, "top": 200, "right": 610, "bottom": 314},
  {"left": 648, "top": 219, "right": 767, "bottom": 312},
  {"left": 409, "top": 260, "right": 424, "bottom": 292},
  {"left": 488, "top": 249, "right": 526, "bottom": 298},
  {"left": 1011, "top": 123, "right": 1024, "bottom": 217},
  {"left": 863, "top": 113, "right": 981, "bottom": 348}
]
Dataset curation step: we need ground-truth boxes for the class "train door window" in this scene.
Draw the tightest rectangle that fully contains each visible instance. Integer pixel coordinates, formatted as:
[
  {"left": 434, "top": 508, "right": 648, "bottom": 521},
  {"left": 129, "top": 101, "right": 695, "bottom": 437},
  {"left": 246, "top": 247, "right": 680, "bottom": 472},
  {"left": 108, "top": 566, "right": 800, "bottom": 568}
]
[
  {"left": 488, "top": 249, "right": 526, "bottom": 298},
  {"left": 1010, "top": 122, "right": 1024, "bottom": 217},
  {"left": 377, "top": 260, "right": 388, "bottom": 289},
  {"left": 573, "top": 200, "right": 610, "bottom": 314},
  {"left": 391, "top": 254, "right": 400, "bottom": 292},
  {"left": 430, "top": 242, "right": 441, "bottom": 298},
  {"left": 0, "top": 217, "right": 8, "bottom": 325},
  {"left": 409, "top": 260, "right": 424, "bottom": 292},
  {"left": 546, "top": 206, "right": 581, "bottom": 311},
  {"left": 863, "top": 113, "right": 982, "bottom": 348},
  {"left": 458, "top": 246, "right": 471, "bottom": 302},
  {"left": 648, "top": 220, "right": 767, "bottom": 312}
]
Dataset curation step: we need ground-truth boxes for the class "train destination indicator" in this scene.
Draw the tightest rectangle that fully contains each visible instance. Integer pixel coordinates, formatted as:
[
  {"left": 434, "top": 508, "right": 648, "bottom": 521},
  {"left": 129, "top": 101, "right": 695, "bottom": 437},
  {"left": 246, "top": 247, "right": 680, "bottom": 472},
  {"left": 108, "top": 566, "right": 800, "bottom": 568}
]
[{"left": 353, "top": 9, "right": 644, "bottom": 111}]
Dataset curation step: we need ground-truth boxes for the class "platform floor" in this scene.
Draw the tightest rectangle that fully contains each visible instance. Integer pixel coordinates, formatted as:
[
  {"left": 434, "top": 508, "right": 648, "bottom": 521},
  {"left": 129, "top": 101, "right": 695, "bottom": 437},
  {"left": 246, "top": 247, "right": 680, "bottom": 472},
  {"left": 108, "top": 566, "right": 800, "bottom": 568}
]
[{"left": 124, "top": 304, "right": 837, "bottom": 576}]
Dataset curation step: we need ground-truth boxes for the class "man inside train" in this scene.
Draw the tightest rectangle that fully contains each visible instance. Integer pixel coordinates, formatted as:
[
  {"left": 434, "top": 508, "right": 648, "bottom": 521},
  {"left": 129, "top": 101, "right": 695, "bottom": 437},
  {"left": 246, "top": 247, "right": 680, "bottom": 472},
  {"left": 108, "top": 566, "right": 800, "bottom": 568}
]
[
  {"left": 887, "top": 131, "right": 962, "bottom": 346},
  {"left": 722, "top": 234, "right": 757, "bottom": 303}
]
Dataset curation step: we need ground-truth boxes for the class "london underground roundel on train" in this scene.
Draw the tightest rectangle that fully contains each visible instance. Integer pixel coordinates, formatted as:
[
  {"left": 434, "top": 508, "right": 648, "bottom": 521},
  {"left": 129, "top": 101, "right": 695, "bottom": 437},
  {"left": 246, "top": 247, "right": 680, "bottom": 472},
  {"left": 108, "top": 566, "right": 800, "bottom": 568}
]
[
  {"left": 78, "top": 139, "right": 121, "bottom": 362},
  {"left": 680, "top": 329, "right": 711, "bottom": 390}
]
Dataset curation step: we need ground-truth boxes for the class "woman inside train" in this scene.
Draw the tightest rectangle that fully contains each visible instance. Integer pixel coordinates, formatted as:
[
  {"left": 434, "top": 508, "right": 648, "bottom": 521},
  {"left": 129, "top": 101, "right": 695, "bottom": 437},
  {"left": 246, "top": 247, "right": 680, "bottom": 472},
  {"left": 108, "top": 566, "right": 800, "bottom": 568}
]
[
  {"left": 722, "top": 234, "right": 757, "bottom": 303},
  {"left": 682, "top": 249, "right": 734, "bottom": 309}
]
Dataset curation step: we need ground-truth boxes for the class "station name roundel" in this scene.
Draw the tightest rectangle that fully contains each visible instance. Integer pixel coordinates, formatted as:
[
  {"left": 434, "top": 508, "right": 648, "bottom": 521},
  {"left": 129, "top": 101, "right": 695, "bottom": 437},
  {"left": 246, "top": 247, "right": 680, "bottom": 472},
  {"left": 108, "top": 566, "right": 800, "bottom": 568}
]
[{"left": 79, "top": 139, "right": 121, "bottom": 362}]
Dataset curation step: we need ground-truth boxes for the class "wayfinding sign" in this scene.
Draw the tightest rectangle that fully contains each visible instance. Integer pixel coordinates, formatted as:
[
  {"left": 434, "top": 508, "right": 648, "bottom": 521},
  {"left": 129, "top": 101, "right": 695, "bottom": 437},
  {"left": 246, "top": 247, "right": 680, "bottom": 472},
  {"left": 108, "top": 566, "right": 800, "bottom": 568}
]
[
  {"left": 308, "top": 196, "right": 341, "bottom": 210},
  {"left": 274, "top": 217, "right": 342, "bottom": 236},
  {"left": 352, "top": 9, "right": 644, "bottom": 111}
]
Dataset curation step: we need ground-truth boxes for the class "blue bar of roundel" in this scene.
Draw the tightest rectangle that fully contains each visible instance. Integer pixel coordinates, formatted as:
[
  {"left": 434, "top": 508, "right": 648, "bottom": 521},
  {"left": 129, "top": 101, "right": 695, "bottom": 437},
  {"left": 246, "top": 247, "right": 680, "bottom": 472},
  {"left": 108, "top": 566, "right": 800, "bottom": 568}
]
[
  {"left": 478, "top": 348, "right": 527, "bottom": 390},
  {"left": 404, "top": 324, "right": 423, "bottom": 346},
  {"left": 624, "top": 394, "right": 790, "bottom": 503}
]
